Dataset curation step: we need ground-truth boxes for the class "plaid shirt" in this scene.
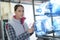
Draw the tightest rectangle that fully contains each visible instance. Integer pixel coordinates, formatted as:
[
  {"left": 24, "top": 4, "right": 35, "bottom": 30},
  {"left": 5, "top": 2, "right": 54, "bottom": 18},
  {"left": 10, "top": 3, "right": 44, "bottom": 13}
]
[{"left": 6, "top": 23, "right": 30, "bottom": 40}]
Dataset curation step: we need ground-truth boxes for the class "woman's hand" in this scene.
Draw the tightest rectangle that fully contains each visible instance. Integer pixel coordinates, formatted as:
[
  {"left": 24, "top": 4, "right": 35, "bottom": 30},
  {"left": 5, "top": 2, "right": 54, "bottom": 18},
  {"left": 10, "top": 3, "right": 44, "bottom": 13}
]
[{"left": 28, "top": 23, "right": 34, "bottom": 33}]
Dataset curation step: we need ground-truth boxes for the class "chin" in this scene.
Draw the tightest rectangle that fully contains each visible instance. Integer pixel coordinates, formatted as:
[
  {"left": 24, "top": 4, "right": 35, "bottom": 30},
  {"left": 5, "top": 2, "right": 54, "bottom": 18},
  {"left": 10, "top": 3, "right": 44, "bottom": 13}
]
[
  {"left": 19, "top": 15, "right": 23, "bottom": 18},
  {"left": 20, "top": 16, "right": 23, "bottom": 18}
]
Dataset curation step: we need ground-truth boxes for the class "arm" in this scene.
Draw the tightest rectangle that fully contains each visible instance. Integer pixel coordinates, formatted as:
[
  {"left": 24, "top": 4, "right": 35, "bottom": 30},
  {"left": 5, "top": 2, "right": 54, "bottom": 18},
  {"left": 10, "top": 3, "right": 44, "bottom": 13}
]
[
  {"left": 17, "top": 29, "right": 34, "bottom": 40},
  {"left": 5, "top": 23, "right": 17, "bottom": 40},
  {"left": 17, "top": 23, "right": 34, "bottom": 40},
  {"left": 28, "top": 27, "right": 34, "bottom": 36},
  {"left": 28, "top": 23, "right": 34, "bottom": 36},
  {"left": 6, "top": 23, "right": 31, "bottom": 40},
  {"left": 17, "top": 31, "right": 30, "bottom": 40}
]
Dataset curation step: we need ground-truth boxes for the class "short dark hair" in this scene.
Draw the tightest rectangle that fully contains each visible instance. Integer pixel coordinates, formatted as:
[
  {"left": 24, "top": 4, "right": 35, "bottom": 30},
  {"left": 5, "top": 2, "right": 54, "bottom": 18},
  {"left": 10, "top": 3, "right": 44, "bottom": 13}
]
[{"left": 14, "top": 5, "right": 24, "bottom": 11}]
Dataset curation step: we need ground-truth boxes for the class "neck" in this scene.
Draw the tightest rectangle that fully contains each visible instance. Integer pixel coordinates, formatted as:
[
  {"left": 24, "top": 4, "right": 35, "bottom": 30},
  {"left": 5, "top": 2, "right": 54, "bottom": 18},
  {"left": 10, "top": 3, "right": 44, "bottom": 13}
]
[{"left": 15, "top": 16, "right": 21, "bottom": 20}]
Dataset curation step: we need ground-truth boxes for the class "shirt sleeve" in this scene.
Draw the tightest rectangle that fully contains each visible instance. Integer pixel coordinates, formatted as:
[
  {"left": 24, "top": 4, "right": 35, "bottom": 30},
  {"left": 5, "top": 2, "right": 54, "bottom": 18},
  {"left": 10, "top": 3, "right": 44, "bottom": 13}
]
[{"left": 5, "top": 23, "right": 17, "bottom": 40}]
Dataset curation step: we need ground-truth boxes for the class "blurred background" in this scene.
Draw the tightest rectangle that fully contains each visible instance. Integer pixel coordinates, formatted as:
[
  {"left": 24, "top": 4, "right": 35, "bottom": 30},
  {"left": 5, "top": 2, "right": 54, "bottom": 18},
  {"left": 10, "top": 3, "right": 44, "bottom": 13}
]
[{"left": 0, "top": 0, "right": 60, "bottom": 40}]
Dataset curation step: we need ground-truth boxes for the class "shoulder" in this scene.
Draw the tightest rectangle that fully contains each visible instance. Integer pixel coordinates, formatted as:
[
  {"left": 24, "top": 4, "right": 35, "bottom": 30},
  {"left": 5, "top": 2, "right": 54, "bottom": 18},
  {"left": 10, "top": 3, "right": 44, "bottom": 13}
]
[
  {"left": 5, "top": 21, "right": 13, "bottom": 31},
  {"left": 8, "top": 19, "right": 14, "bottom": 25}
]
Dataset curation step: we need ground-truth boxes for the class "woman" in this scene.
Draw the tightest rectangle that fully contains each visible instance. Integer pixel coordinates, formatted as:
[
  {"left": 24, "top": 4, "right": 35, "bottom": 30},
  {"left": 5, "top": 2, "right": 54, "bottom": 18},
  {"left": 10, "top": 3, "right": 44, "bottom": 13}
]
[{"left": 6, "top": 5, "right": 34, "bottom": 40}]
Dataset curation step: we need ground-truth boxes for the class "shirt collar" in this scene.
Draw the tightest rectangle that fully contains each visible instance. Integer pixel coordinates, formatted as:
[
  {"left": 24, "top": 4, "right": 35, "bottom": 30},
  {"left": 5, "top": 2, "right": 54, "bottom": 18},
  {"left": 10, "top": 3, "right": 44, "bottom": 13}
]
[{"left": 13, "top": 15, "right": 26, "bottom": 24}]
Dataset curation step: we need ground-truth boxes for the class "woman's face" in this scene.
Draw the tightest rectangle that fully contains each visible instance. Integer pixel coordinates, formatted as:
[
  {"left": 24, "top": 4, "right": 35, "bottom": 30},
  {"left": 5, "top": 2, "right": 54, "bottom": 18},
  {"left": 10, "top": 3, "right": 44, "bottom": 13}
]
[{"left": 15, "top": 7, "right": 24, "bottom": 18}]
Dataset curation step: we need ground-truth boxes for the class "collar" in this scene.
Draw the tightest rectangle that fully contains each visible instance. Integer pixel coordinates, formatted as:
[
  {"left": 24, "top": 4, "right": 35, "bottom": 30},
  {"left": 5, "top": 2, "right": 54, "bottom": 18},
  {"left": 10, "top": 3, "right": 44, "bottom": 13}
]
[{"left": 13, "top": 15, "right": 26, "bottom": 24}]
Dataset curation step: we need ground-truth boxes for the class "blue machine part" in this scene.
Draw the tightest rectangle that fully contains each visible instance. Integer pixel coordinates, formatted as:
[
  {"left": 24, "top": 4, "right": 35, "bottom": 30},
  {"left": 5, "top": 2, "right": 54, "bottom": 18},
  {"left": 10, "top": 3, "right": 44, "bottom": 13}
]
[
  {"left": 36, "top": 0, "right": 60, "bottom": 16},
  {"left": 53, "top": 17, "right": 60, "bottom": 36},
  {"left": 34, "top": 17, "right": 53, "bottom": 36},
  {"left": 34, "top": 20, "right": 46, "bottom": 36},
  {"left": 35, "top": 0, "right": 60, "bottom": 36},
  {"left": 34, "top": 16, "right": 60, "bottom": 36},
  {"left": 36, "top": 8, "right": 42, "bottom": 13},
  {"left": 45, "top": 1, "right": 60, "bottom": 16}
]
